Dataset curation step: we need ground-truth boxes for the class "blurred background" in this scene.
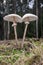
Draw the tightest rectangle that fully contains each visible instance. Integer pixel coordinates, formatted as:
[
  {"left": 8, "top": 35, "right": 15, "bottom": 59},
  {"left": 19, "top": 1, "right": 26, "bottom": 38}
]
[{"left": 0, "top": 0, "right": 43, "bottom": 40}]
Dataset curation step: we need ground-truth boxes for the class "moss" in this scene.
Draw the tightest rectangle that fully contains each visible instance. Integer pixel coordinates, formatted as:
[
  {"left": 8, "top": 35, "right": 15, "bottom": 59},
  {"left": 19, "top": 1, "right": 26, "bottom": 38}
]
[
  {"left": 25, "top": 54, "right": 40, "bottom": 65},
  {"left": 0, "top": 39, "right": 43, "bottom": 65},
  {"left": 34, "top": 41, "right": 40, "bottom": 46},
  {"left": 12, "top": 49, "right": 23, "bottom": 55},
  {"left": 25, "top": 52, "right": 31, "bottom": 57}
]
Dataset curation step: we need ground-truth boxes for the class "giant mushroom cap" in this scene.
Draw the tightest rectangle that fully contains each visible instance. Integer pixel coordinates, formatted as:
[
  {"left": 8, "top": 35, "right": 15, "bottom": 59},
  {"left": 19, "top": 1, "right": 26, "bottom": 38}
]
[
  {"left": 3, "top": 14, "right": 22, "bottom": 23},
  {"left": 22, "top": 13, "right": 38, "bottom": 22}
]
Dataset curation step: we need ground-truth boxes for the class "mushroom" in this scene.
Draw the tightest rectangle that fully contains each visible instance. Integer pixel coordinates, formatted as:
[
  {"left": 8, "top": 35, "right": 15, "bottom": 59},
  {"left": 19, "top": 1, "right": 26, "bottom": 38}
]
[
  {"left": 3, "top": 14, "right": 22, "bottom": 44},
  {"left": 22, "top": 13, "right": 38, "bottom": 47}
]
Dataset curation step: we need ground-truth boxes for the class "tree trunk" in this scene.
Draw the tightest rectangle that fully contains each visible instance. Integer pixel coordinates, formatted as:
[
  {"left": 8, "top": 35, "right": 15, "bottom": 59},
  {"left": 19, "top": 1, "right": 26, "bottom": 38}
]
[{"left": 36, "top": 0, "right": 38, "bottom": 38}]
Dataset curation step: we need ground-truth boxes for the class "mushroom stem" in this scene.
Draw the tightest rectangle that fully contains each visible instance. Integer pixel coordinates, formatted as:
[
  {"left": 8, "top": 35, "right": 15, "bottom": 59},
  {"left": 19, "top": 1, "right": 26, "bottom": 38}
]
[
  {"left": 22, "top": 22, "right": 29, "bottom": 48},
  {"left": 12, "top": 23, "right": 18, "bottom": 44}
]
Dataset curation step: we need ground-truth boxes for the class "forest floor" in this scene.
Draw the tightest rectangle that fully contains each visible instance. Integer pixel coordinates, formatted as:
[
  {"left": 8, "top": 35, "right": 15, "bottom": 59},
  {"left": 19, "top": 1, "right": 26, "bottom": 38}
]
[{"left": 0, "top": 38, "right": 43, "bottom": 65}]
